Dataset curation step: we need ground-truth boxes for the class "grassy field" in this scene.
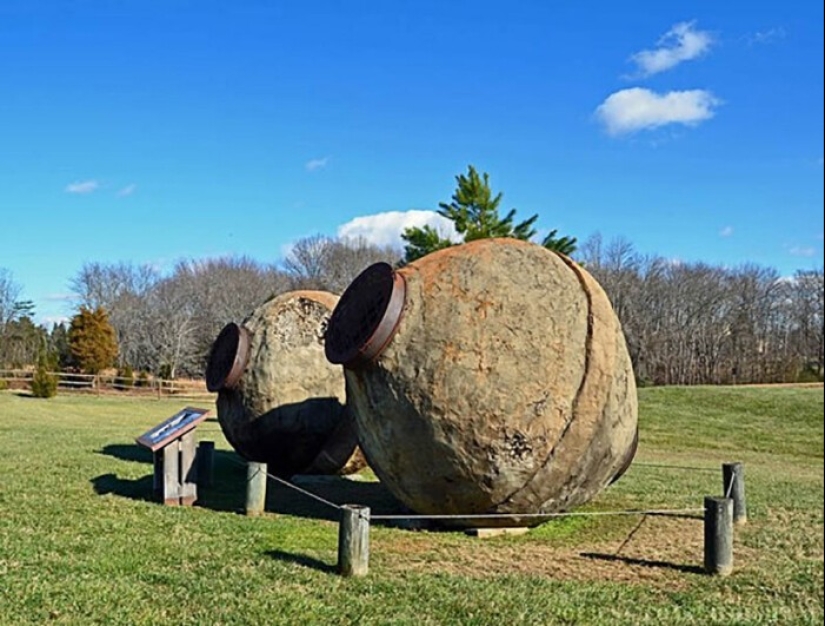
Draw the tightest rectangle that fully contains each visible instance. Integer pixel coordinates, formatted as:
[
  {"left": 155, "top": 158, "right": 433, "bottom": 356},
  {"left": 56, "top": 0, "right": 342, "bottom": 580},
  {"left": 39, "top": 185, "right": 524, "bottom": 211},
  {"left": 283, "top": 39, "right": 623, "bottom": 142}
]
[{"left": 0, "top": 385, "right": 822, "bottom": 625}]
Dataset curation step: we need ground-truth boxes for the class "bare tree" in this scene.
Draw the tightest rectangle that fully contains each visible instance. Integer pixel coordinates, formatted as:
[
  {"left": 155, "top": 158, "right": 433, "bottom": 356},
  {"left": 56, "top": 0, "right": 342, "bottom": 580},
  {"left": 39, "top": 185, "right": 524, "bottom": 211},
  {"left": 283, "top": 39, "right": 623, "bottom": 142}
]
[
  {"left": 283, "top": 235, "right": 401, "bottom": 293},
  {"left": 324, "top": 237, "right": 402, "bottom": 293},
  {"left": 283, "top": 235, "right": 335, "bottom": 290},
  {"left": 0, "top": 268, "right": 23, "bottom": 328},
  {"left": 786, "top": 269, "right": 825, "bottom": 377},
  {"left": 71, "top": 262, "right": 161, "bottom": 370}
]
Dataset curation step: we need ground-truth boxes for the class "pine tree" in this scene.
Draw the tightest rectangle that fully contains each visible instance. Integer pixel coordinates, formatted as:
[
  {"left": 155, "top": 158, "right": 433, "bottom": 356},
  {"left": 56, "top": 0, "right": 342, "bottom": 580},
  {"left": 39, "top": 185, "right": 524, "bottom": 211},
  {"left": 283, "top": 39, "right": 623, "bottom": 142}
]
[
  {"left": 68, "top": 306, "right": 119, "bottom": 374},
  {"left": 49, "top": 322, "right": 73, "bottom": 369},
  {"left": 401, "top": 165, "right": 576, "bottom": 263},
  {"left": 31, "top": 344, "right": 58, "bottom": 398},
  {"left": 541, "top": 229, "right": 578, "bottom": 257}
]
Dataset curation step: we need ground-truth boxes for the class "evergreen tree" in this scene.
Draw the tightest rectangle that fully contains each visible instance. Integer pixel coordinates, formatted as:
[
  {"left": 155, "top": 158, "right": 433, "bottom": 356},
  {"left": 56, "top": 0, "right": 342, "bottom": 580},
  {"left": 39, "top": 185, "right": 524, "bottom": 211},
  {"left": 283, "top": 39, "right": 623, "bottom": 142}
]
[
  {"left": 401, "top": 165, "right": 576, "bottom": 263},
  {"left": 31, "top": 343, "right": 58, "bottom": 398},
  {"left": 68, "top": 306, "right": 119, "bottom": 374},
  {"left": 49, "top": 322, "right": 73, "bottom": 369},
  {"left": 541, "top": 229, "right": 578, "bottom": 257},
  {"left": 400, "top": 224, "right": 455, "bottom": 265},
  {"left": 0, "top": 316, "right": 45, "bottom": 368}
]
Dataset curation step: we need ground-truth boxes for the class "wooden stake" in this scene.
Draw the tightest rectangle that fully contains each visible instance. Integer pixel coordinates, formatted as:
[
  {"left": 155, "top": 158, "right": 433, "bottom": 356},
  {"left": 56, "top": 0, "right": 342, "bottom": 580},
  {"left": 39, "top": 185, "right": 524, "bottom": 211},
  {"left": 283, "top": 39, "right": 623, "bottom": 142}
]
[
  {"left": 704, "top": 496, "right": 733, "bottom": 576},
  {"left": 722, "top": 462, "right": 747, "bottom": 524},
  {"left": 338, "top": 505, "right": 370, "bottom": 577},
  {"left": 245, "top": 461, "right": 267, "bottom": 516}
]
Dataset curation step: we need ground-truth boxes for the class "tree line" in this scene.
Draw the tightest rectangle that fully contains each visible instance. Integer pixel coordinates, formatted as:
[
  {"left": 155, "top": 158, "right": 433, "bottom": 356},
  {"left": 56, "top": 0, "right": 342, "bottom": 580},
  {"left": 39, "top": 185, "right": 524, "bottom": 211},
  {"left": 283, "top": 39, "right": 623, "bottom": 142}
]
[{"left": 1, "top": 165, "right": 822, "bottom": 386}]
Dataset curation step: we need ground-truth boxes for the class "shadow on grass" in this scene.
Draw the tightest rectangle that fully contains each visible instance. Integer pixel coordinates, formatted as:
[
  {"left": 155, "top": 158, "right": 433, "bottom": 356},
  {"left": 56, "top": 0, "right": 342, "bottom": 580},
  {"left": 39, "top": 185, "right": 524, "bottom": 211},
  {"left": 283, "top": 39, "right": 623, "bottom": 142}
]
[
  {"left": 99, "top": 443, "right": 154, "bottom": 464},
  {"left": 580, "top": 552, "right": 705, "bottom": 575},
  {"left": 265, "top": 549, "right": 337, "bottom": 574},
  {"left": 266, "top": 476, "right": 413, "bottom": 525},
  {"left": 91, "top": 473, "right": 157, "bottom": 503},
  {"left": 93, "top": 444, "right": 415, "bottom": 524},
  {"left": 93, "top": 444, "right": 248, "bottom": 513}
]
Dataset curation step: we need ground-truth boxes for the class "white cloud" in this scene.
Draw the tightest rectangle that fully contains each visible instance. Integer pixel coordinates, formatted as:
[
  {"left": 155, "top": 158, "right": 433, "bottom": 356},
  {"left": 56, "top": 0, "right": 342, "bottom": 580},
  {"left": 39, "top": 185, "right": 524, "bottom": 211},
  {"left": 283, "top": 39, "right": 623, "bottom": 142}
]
[
  {"left": 40, "top": 315, "right": 71, "bottom": 328},
  {"left": 789, "top": 246, "right": 815, "bottom": 257},
  {"left": 595, "top": 87, "right": 721, "bottom": 136},
  {"left": 45, "top": 292, "right": 78, "bottom": 303},
  {"left": 747, "top": 27, "right": 786, "bottom": 46},
  {"left": 117, "top": 183, "right": 137, "bottom": 197},
  {"left": 630, "top": 21, "right": 713, "bottom": 77},
  {"left": 337, "top": 210, "right": 460, "bottom": 249},
  {"left": 305, "top": 157, "right": 330, "bottom": 172},
  {"left": 719, "top": 226, "right": 734, "bottom": 237},
  {"left": 65, "top": 180, "right": 99, "bottom": 194}
]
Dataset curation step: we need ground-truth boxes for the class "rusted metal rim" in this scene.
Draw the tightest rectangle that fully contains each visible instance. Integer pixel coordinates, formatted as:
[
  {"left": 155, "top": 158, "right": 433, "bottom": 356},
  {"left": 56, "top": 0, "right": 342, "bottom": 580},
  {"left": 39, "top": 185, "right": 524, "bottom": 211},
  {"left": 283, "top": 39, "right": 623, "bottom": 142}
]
[
  {"left": 324, "top": 262, "right": 406, "bottom": 368},
  {"left": 205, "top": 322, "right": 250, "bottom": 391},
  {"left": 609, "top": 426, "right": 639, "bottom": 484}
]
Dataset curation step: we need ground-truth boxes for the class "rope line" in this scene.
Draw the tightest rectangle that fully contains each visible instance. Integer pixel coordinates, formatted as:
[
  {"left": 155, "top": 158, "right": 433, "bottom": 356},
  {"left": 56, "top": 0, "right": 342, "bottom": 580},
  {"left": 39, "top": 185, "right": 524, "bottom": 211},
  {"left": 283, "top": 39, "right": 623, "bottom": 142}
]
[
  {"left": 227, "top": 456, "right": 343, "bottom": 512},
  {"left": 632, "top": 463, "right": 719, "bottom": 473},
  {"left": 265, "top": 471, "right": 344, "bottom": 512},
  {"left": 225, "top": 456, "right": 727, "bottom": 522},
  {"left": 369, "top": 507, "right": 705, "bottom": 521},
  {"left": 613, "top": 514, "right": 648, "bottom": 556}
]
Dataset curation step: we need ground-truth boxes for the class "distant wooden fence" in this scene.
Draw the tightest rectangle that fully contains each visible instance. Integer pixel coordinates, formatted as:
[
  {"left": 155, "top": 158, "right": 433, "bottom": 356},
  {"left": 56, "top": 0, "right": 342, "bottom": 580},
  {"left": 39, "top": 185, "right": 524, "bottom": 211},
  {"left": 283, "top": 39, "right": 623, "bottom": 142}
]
[{"left": 0, "top": 369, "right": 214, "bottom": 399}]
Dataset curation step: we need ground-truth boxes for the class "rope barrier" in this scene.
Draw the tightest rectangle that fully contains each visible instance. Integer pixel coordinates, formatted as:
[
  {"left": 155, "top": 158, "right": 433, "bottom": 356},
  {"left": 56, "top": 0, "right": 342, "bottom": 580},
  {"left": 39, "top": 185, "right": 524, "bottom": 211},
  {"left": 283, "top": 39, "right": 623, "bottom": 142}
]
[
  {"left": 632, "top": 462, "right": 719, "bottom": 473},
  {"left": 223, "top": 454, "right": 720, "bottom": 523},
  {"left": 264, "top": 470, "right": 344, "bottom": 512},
  {"left": 227, "top": 455, "right": 342, "bottom": 512},
  {"left": 369, "top": 507, "right": 705, "bottom": 521}
]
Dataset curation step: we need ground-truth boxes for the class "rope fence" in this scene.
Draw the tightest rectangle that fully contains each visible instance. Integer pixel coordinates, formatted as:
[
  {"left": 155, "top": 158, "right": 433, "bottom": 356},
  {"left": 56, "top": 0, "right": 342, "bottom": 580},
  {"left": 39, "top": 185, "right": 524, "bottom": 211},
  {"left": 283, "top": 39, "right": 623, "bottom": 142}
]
[{"left": 204, "top": 448, "right": 746, "bottom": 578}]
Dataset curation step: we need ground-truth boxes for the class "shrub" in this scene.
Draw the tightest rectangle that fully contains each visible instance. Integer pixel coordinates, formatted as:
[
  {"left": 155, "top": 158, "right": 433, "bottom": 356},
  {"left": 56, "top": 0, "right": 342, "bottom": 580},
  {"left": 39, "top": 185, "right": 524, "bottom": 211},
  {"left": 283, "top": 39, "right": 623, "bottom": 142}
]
[
  {"left": 797, "top": 367, "right": 824, "bottom": 384},
  {"left": 116, "top": 366, "right": 135, "bottom": 390},
  {"left": 31, "top": 364, "right": 58, "bottom": 398},
  {"left": 158, "top": 364, "right": 173, "bottom": 381}
]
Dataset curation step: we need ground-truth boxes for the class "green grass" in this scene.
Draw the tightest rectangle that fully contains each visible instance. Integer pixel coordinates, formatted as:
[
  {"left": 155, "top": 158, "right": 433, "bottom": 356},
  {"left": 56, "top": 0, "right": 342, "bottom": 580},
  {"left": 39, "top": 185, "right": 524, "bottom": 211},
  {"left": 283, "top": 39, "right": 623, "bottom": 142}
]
[{"left": 0, "top": 386, "right": 822, "bottom": 625}]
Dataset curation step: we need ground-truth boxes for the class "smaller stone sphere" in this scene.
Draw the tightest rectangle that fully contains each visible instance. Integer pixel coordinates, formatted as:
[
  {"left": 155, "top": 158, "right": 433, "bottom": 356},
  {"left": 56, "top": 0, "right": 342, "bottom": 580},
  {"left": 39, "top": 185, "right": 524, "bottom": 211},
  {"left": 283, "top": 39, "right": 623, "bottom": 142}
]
[{"left": 206, "top": 290, "right": 365, "bottom": 478}]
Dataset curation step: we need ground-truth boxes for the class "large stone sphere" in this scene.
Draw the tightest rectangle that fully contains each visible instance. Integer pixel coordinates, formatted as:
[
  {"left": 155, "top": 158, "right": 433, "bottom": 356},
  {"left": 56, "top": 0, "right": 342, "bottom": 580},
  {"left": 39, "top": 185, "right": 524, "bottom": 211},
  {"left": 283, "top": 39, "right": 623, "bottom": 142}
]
[
  {"left": 206, "top": 290, "right": 365, "bottom": 478},
  {"left": 324, "top": 239, "right": 637, "bottom": 526}
]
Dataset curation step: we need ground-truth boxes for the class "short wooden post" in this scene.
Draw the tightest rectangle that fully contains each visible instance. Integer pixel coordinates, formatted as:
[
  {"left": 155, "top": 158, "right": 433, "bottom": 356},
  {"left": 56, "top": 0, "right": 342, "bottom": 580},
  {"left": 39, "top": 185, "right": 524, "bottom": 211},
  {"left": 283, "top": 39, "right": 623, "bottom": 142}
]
[
  {"left": 245, "top": 461, "right": 267, "bottom": 516},
  {"left": 162, "top": 440, "right": 181, "bottom": 506},
  {"left": 338, "top": 505, "right": 370, "bottom": 577},
  {"left": 722, "top": 462, "right": 747, "bottom": 524},
  {"left": 180, "top": 431, "right": 198, "bottom": 506},
  {"left": 197, "top": 441, "right": 215, "bottom": 488},
  {"left": 704, "top": 496, "right": 733, "bottom": 576}
]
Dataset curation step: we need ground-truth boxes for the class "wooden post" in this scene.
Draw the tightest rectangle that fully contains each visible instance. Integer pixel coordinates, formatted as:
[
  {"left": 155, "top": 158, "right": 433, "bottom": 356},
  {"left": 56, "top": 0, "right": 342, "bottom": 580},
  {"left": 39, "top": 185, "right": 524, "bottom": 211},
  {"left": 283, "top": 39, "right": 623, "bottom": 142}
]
[
  {"left": 245, "top": 461, "right": 267, "bottom": 516},
  {"left": 704, "top": 496, "right": 733, "bottom": 576},
  {"left": 722, "top": 462, "right": 747, "bottom": 524},
  {"left": 338, "top": 505, "right": 370, "bottom": 577},
  {"left": 197, "top": 441, "right": 215, "bottom": 488},
  {"left": 180, "top": 431, "right": 198, "bottom": 506},
  {"left": 162, "top": 440, "right": 181, "bottom": 506}
]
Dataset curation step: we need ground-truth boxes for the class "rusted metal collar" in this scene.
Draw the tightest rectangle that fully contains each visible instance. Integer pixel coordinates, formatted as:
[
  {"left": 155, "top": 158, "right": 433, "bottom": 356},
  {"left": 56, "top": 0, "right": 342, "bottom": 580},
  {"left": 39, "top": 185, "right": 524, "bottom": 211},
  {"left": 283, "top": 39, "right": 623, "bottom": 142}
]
[
  {"left": 324, "top": 262, "right": 406, "bottom": 369},
  {"left": 205, "top": 322, "right": 250, "bottom": 391}
]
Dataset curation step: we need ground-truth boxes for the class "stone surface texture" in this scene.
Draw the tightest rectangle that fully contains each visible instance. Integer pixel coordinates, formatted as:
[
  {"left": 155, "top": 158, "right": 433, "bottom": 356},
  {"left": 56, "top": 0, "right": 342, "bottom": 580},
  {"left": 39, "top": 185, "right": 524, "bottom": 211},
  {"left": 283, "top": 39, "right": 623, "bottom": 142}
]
[
  {"left": 216, "top": 290, "right": 365, "bottom": 477},
  {"left": 343, "top": 239, "right": 637, "bottom": 526}
]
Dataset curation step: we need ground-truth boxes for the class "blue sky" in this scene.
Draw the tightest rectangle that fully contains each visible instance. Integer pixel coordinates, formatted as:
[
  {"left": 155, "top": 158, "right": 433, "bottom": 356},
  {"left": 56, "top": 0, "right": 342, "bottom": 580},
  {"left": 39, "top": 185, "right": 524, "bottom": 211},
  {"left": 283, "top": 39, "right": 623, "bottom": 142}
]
[{"left": 1, "top": 0, "right": 822, "bottom": 326}]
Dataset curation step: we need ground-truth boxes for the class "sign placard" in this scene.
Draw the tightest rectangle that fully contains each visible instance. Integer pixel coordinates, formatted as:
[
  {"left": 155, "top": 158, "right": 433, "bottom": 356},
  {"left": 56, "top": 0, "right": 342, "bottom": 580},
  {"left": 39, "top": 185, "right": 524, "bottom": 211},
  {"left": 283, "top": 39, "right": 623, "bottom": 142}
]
[{"left": 135, "top": 406, "right": 210, "bottom": 452}]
